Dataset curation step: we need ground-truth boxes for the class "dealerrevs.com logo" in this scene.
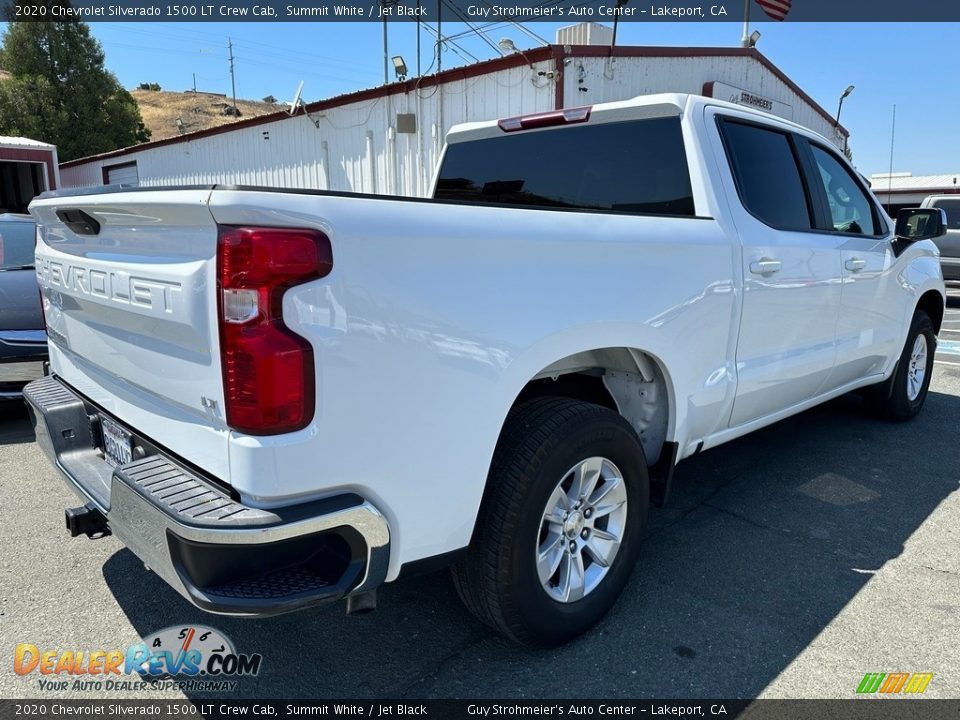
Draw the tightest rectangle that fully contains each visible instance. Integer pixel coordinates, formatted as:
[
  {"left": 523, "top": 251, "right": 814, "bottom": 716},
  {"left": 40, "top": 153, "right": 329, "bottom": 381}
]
[
  {"left": 14, "top": 625, "right": 262, "bottom": 693},
  {"left": 856, "top": 672, "right": 933, "bottom": 695}
]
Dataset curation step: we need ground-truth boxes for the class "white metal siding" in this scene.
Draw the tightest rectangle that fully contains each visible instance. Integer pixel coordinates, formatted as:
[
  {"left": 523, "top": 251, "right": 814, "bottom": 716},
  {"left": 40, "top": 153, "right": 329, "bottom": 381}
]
[
  {"left": 565, "top": 56, "right": 843, "bottom": 147},
  {"left": 60, "top": 54, "right": 843, "bottom": 197},
  {"left": 63, "top": 60, "right": 556, "bottom": 197}
]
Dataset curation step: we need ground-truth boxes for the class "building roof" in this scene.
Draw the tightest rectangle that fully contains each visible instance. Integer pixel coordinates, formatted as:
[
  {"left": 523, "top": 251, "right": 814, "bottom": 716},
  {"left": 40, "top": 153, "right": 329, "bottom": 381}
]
[
  {"left": 60, "top": 45, "right": 848, "bottom": 169},
  {"left": 0, "top": 135, "right": 55, "bottom": 151},
  {"left": 869, "top": 172, "right": 960, "bottom": 192}
]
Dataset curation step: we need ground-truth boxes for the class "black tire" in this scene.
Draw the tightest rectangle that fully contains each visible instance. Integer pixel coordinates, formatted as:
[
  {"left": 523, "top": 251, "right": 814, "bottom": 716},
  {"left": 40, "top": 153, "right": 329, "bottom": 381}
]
[
  {"left": 865, "top": 310, "right": 936, "bottom": 421},
  {"left": 452, "top": 397, "right": 649, "bottom": 646}
]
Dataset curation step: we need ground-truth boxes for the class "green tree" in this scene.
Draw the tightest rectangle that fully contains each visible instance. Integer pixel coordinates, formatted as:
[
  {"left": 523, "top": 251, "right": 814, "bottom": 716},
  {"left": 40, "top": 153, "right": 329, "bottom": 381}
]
[{"left": 0, "top": 6, "right": 150, "bottom": 161}]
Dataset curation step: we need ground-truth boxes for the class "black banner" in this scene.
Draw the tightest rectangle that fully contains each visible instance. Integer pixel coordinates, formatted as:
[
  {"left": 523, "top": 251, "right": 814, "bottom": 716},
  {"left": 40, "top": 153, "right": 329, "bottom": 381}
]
[
  {"left": 2, "top": 700, "right": 959, "bottom": 720},
  {"left": 4, "top": 0, "right": 960, "bottom": 23}
]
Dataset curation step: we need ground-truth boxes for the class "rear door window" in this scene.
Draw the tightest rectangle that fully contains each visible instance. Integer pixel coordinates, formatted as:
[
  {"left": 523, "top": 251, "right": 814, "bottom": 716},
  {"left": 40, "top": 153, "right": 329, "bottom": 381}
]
[
  {"left": 434, "top": 116, "right": 695, "bottom": 217},
  {"left": 718, "top": 120, "right": 813, "bottom": 231}
]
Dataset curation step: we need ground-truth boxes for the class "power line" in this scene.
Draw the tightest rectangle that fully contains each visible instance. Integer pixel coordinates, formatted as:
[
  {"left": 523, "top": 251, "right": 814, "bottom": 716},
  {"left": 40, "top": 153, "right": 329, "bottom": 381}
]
[
  {"left": 231, "top": 55, "right": 383, "bottom": 89},
  {"left": 439, "top": 0, "right": 504, "bottom": 57}
]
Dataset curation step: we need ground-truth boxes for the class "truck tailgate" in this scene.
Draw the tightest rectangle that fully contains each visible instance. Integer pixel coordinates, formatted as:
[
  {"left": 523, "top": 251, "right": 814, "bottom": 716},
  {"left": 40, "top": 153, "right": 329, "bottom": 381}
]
[{"left": 29, "top": 189, "right": 230, "bottom": 480}]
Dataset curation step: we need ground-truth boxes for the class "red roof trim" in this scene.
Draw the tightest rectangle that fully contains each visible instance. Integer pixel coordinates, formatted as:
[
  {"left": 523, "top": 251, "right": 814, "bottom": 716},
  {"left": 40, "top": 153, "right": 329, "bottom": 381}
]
[{"left": 61, "top": 45, "right": 845, "bottom": 168}]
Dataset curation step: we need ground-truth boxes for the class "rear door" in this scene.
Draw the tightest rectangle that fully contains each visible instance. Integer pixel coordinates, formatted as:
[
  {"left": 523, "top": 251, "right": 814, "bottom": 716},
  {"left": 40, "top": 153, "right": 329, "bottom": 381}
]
[
  {"left": 711, "top": 113, "right": 843, "bottom": 427},
  {"left": 29, "top": 189, "right": 230, "bottom": 478}
]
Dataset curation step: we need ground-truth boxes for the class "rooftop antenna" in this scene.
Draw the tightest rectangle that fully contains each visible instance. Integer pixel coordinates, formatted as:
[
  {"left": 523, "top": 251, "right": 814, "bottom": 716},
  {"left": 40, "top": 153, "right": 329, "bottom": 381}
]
[{"left": 286, "top": 80, "right": 304, "bottom": 116}]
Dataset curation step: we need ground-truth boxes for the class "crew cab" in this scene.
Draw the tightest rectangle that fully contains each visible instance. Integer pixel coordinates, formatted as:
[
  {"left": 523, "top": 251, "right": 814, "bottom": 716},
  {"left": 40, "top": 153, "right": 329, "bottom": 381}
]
[{"left": 24, "top": 94, "right": 946, "bottom": 645}]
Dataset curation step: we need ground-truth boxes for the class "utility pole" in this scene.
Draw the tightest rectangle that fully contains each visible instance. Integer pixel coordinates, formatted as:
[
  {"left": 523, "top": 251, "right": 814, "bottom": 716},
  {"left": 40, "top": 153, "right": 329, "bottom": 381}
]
[
  {"left": 192, "top": 73, "right": 197, "bottom": 93},
  {"left": 383, "top": 17, "right": 389, "bottom": 84},
  {"left": 740, "top": 0, "right": 750, "bottom": 47},
  {"left": 227, "top": 37, "right": 237, "bottom": 114}
]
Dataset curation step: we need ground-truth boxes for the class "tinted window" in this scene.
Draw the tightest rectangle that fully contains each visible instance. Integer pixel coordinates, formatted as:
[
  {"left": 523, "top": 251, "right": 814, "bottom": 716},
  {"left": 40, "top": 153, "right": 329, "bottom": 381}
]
[
  {"left": 720, "top": 121, "right": 812, "bottom": 231},
  {"left": 810, "top": 145, "right": 878, "bottom": 235},
  {"left": 435, "top": 117, "right": 695, "bottom": 216},
  {"left": 931, "top": 198, "right": 960, "bottom": 229},
  {"left": 0, "top": 221, "right": 36, "bottom": 269}
]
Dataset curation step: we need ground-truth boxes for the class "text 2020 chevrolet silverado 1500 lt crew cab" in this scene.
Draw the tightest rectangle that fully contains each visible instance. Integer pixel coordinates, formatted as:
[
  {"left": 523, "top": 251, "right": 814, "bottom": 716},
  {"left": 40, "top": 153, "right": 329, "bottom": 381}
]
[{"left": 25, "top": 94, "right": 947, "bottom": 645}]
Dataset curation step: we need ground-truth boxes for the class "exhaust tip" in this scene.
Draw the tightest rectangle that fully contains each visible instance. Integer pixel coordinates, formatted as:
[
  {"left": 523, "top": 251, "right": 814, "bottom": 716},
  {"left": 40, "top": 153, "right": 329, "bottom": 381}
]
[{"left": 346, "top": 590, "right": 377, "bottom": 615}]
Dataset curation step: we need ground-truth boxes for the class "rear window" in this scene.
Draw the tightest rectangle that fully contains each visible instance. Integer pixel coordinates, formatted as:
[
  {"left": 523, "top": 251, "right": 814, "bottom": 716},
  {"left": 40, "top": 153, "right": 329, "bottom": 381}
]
[
  {"left": 931, "top": 198, "right": 960, "bottom": 229},
  {"left": 434, "top": 117, "right": 695, "bottom": 217},
  {"left": 718, "top": 120, "right": 813, "bottom": 231},
  {"left": 0, "top": 221, "right": 36, "bottom": 270}
]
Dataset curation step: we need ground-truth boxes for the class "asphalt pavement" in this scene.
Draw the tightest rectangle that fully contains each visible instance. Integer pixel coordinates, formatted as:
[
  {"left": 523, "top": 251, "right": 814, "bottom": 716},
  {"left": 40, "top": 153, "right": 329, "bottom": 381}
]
[{"left": 2, "top": 300, "right": 959, "bottom": 700}]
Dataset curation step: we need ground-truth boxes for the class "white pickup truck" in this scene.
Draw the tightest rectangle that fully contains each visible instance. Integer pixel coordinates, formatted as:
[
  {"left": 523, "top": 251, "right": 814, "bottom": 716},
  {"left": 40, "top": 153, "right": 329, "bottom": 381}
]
[{"left": 25, "top": 94, "right": 947, "bottom": 646}]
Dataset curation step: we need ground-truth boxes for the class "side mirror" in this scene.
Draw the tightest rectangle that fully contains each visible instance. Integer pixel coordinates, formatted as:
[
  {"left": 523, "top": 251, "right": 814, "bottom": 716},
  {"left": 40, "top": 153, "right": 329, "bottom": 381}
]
[{"left": 895, "top": 207, "right": 948, "bottom": 242}]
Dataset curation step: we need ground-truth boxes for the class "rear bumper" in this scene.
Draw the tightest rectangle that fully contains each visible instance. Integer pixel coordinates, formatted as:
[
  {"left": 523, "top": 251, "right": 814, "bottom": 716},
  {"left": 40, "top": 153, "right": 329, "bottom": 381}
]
[{"left": 23, "top": 375, "right": 390, "bottom": 616}]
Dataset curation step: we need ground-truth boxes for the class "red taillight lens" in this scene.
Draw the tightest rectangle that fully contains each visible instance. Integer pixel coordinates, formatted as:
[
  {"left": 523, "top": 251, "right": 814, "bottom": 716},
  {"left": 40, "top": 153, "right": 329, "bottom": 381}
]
[
  {"left": 497, "top": 106, "right": 592, "bottom": 132},
  {"left": 217, "top": 225, "right": 333, "bottom": 435}
]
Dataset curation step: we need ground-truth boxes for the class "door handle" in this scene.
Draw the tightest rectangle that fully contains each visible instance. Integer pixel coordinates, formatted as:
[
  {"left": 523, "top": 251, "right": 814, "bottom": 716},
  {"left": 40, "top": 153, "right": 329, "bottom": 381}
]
[
  {"left": 749, "top": 258, "right": 782, "bottom": 275},
  {"left": 845, "top": 258, "right": 867, "bottom": 272}
]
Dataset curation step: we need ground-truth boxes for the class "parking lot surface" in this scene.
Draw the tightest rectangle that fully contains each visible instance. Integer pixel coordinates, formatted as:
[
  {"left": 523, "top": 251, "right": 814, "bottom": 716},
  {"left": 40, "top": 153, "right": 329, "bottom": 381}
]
[{"left": 2, "top": 292, "right": 959, "bottom": 701}]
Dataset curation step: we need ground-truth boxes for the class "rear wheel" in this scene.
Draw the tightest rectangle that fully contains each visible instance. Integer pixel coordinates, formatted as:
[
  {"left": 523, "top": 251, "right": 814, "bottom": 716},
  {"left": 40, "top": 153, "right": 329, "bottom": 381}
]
[
  {"left": 866, "top": 310, "right": 936, "bottom": 421},
  {"left": 452, "top": 397, "right": 648, "bottom": 646}
]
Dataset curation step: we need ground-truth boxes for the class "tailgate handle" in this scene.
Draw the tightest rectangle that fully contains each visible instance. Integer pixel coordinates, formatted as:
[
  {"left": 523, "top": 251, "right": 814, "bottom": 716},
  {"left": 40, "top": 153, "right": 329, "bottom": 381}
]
[{"left": 55, "top": 209, "right": 101, "bottom": 236}]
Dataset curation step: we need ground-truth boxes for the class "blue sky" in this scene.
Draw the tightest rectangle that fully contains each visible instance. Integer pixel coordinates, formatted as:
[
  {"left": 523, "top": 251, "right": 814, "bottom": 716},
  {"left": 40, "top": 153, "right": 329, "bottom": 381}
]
[{"left": 6, "top": 20, "right": 960, "bottom": 176}]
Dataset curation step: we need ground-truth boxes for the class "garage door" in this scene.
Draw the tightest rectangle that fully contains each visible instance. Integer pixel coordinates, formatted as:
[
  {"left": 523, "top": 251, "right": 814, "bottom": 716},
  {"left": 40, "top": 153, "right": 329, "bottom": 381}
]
[{"left": 105, "top": 162, "right": 138, "bottom": 186}]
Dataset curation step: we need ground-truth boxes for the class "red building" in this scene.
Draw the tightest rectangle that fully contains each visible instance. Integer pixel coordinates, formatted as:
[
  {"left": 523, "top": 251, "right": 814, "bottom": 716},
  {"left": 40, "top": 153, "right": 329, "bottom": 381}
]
[{"left": 0, "top": 136, "right": 59, "bottom": 214}]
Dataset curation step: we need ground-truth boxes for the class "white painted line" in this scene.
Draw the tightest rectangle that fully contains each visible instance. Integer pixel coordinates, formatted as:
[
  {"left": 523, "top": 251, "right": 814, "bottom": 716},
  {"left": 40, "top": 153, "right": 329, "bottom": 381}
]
[{"left": 937, "top": 340, "right": 960, "bottom": 356}]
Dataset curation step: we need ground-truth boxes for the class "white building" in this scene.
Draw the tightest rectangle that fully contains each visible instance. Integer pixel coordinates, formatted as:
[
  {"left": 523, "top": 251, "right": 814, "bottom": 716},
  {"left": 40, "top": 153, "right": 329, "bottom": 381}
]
[
  {"left": 869, "top": 172, "right": 960, "bottom": 216},
  {"left": 61, "top": 40, "right": 849, "bottom": 198}
]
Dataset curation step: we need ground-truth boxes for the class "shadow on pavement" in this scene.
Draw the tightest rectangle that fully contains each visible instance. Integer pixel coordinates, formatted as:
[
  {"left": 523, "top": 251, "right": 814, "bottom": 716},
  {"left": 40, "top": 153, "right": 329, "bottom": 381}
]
[
  {"left": 103, "top": 390, "right": 960, "bottom": 699},
  {"left": 0, "top": 401, "right": 34, "bottom": 446}
]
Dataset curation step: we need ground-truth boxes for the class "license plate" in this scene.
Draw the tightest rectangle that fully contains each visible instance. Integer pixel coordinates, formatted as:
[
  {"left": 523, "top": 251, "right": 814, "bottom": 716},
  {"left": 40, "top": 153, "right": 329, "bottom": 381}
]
[{"left": 100, "top": 416, "right": 133, "bottom": 467}]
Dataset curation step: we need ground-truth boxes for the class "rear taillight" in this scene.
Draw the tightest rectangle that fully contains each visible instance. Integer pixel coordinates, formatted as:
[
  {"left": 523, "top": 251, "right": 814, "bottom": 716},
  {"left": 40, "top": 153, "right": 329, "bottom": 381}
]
[{"left": 216, "top": 225, "right": 333, "bottom": 435}]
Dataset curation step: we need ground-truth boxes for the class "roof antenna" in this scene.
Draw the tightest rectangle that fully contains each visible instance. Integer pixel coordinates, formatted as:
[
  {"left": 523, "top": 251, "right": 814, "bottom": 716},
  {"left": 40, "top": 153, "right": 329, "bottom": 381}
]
[
  {"left": 286, "top": 81, "right": 304, "bottom": 116},
  {"left": 886, "top": 104, "right": 897, "bottom": 210}
]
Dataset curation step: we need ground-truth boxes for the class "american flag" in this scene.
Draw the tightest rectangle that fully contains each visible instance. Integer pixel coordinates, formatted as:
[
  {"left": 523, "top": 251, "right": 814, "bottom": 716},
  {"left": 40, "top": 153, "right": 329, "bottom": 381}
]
[{"left": 755, "top": 0, "right": 792, "bottom": 21}]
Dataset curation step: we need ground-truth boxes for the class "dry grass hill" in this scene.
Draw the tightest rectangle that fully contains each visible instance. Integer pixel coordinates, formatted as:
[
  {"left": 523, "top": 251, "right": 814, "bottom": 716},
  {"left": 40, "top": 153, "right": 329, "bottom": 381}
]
[{"left": 132, "top": 88, "right": 281, "bottom": 141}]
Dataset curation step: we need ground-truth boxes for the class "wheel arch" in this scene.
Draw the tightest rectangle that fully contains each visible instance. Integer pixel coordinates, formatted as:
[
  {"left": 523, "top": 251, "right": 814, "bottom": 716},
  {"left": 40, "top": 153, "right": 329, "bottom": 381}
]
[
  {"left": 916, "top": 288, "right": 945, "bottom": 334},
  {"left": 497, "top": 344, "right": 677, "bottom": 469}
]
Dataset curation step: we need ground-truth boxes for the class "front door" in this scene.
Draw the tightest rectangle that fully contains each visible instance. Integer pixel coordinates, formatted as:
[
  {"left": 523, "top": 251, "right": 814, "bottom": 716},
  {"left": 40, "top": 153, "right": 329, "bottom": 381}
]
[{"left": 804, "top": 142, "right": 903, "bottom": 386}]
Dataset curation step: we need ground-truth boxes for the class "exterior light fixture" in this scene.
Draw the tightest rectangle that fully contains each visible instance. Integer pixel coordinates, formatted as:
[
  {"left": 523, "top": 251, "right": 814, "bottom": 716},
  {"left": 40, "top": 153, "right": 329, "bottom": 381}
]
[{"left": 392, "top": 55, "right": 408, "bottom": 81}]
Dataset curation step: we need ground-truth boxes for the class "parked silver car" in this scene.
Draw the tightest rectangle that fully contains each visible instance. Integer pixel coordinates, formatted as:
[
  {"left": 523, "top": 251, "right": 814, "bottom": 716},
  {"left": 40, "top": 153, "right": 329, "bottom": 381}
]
[{"left": 921, "top": 195, "right": 960, "bottom": 282}]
